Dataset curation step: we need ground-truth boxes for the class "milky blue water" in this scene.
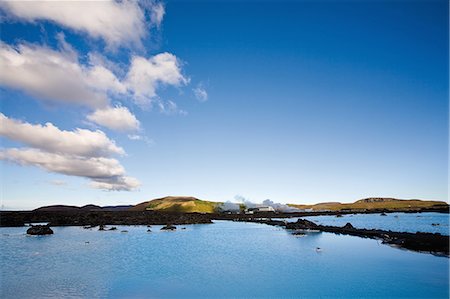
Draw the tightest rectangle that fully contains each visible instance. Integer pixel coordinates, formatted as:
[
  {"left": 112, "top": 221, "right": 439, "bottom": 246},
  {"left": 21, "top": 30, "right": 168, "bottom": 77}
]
[
  {"left": 301, "top": 212, "right": 449, "bottom": 235},
  {"left": 1, "top": 220, "right": 448, "bottom": 299}
]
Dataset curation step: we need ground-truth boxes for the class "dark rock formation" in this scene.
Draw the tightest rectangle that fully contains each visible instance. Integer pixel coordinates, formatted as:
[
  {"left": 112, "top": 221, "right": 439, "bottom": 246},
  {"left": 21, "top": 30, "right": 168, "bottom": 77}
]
[
  {"left": 108, "top": 227, "right": 117, "bottom": 231},
  {"left": 161, "top": 224, "right": 176, "bottom": 230},
  {"left": 26, "top": 225, "right": 53, "bottom": 235},
  {"left": 343, "top": 222, "right": 354, "bottom": 229},
  {"left": 286, "top": 219, "right": 319, "bottom": 230},
  {"left": 0, "top": 211, "right": 213, "bottom": 227}
]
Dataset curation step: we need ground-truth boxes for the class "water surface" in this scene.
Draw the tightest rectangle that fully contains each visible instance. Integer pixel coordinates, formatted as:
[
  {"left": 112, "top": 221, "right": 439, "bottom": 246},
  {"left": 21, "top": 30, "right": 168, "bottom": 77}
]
[
  {"left": 302, "top": 212, "right": 449, "bottom": 235},
  {"left": 1, "top": 220, "right": 448, "bottom": 298}
]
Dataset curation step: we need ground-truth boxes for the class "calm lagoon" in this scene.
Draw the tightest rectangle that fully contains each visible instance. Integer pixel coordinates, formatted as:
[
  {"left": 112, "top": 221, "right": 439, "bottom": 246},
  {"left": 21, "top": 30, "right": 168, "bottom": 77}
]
[
  {"left": 303, "top": 212, "right": 450, "bottom": 235},
  {"left": 1, "top": 220, "right": 448, "bottom": 299}
]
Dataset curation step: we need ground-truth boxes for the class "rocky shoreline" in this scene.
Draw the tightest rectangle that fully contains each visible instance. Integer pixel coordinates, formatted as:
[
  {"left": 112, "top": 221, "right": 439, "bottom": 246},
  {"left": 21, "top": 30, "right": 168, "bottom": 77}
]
[
  {"left": 1, "top": 207, "right": 447, "bottom": 227},
  {"left": 0, "top": 210, "right": 213, "bottom": 227},
  {"left": 238, "top": 218, "right": 449, "bottom": 257}
]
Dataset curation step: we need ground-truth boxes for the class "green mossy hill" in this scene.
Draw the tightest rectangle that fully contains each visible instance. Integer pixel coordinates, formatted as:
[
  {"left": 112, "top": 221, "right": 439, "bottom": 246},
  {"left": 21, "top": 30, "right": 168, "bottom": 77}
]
[
  {"left": 288, "top": 198, "right": 449, "bottom": 212},
  {"left": 129, "top": 196, "right": 221, "bottom": 213}
]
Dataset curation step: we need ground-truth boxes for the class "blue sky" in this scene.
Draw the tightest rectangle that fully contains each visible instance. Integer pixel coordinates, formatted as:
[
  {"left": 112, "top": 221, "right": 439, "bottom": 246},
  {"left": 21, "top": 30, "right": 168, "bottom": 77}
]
[{"left": 0, "top": 0, "right": 448, "bottom": 210}]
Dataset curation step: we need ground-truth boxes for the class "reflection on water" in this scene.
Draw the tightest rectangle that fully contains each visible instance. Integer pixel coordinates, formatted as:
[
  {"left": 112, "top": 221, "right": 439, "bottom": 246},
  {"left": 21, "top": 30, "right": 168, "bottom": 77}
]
[{"left": 1, "top": 220, "right": 448, "bottom": 299}]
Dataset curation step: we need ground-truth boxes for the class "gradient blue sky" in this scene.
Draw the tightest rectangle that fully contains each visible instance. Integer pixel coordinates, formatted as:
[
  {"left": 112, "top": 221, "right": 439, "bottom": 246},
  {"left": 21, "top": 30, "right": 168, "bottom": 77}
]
[{"left": 1, "top": 0, "right": 448, "bottom": 210}]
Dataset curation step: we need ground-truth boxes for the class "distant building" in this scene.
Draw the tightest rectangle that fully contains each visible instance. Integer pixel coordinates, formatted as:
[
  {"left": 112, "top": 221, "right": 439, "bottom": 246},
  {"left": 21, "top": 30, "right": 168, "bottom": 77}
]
[{"left": 245, "top": 206, "right": 276, "bottom": 214}]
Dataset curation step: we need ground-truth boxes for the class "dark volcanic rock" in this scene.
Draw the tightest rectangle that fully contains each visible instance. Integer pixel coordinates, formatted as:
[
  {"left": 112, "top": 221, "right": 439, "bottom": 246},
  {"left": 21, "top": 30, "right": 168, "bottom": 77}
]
[
  {"left": 286, "top": 219, "right": 319, "bottom": 230},
  {"left": 1, "top": 211, "right": 213, "bottom": 227},
  {"left": 27, "top": 225, "right": 53, "bottom": 235},
  {"left": 161, "top": 224, "right": 176, "bottom": 230},
  {"left": 343, "top": 223, "right": 354, "bottom": 229}
]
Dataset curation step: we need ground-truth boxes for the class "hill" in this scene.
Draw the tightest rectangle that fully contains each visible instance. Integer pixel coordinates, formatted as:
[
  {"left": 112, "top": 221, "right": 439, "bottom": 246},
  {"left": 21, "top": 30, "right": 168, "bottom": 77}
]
[
  {"left": 288, "top": 198, "right": 449, "bottom": 212},
  {"left": 34, "top": 204, "right": 103, "bottom": 212},
  {"left": 129, "top": 196, "right": 221, "bottom": 213}
]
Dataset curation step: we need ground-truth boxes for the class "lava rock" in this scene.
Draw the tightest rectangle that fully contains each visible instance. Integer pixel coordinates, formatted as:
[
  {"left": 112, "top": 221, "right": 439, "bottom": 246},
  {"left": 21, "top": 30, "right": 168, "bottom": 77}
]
[
  {"left": 286, "top": 219, "right": 319, "bottom": 230},
  {"left": 161, "top": 224, "right": 176, "bottom": 231},
  {"left": 343, "top": 223, "right": 354, "bottom": 229},
  {"left": 27, "top": 225, "right": 53, "bottom": 235}
]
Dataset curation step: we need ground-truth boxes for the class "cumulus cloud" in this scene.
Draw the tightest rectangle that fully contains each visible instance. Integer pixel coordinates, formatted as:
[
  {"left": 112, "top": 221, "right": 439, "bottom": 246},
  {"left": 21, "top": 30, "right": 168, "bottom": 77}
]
[
  {"left": 0, "top": 42, "right": 123, "bottom": 108},
  {"left": 0, "top": 148, "right": 124, "bottom": 178},
  {"left": 0, "top": 113, "right": 124, "bottom": 157},
  {"left": 0, "top": 41, "right": 188, "bottom": 122},
  {"left": 89, "top": 176, "right": 141, "bottom": 191},
  {"left": 0, "top": 0, "right": 164, "bottom": 48},
  {"left": 126, "top": 53, "right": 189, "bottom": 106},
  {"left": 0, "top": 114, "right": 139, "bottom": 191},
  {"left": 0, "top": 148, "right": 139, "bottom": 191},
  {"left": 87, "top": 106, "right": 140, "bottom": 132},
  {"left": 193, "top": 84, "right": 208, "bottom": 102}
]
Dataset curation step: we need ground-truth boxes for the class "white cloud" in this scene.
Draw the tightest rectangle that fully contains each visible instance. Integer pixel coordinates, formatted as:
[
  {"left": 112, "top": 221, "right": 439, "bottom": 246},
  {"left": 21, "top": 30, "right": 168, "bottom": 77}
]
[
  {"left": 150, "top": 2, "right": 165, "bottom": 28},
  {"left": 86, "top": 65, "right": 126, "bottom": 94},
  {"left": 0, "top": 113, "right": 124, "bottom": 157},
  {"left": 0, "top": 42, "right": 125, "bottom": 108},
  {"left": 0, "top": 0, "right": 164, "bottom": 48},
  {"left": 89, "top": 176, "right": 141, "bottom": 191},
  {"left": 126, "top": 53, "right": 189, "bottom": 106},
  {"left": 193, "top": 84, "right": 208, "bottom": 102},
  {"left": 0, "top": 148, "right": 124, "bottom": 178},
  {"left": 0, "top": 41, "right": 188, "bottom": 120},
  {"left": 87, "top": 106, "right": 140, "bottom": 132},
  {"left": 0, "top": 148, "right": 140, "bottom": 191},
  {"left": 0, "top": 114, "right": 139, "bottom": 191}
]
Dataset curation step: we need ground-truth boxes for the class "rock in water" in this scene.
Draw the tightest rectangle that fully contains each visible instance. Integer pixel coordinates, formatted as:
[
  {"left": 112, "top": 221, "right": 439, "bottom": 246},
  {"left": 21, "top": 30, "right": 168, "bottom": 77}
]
[
  {"left": 27, "top": 225, "right": 53, "bottom": 235},
  {"left": 343, "top": 223, "right": 354, "bottom": 229},
  {"left": 161, "top": 224, "right": 176, "bottom": 231}
]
